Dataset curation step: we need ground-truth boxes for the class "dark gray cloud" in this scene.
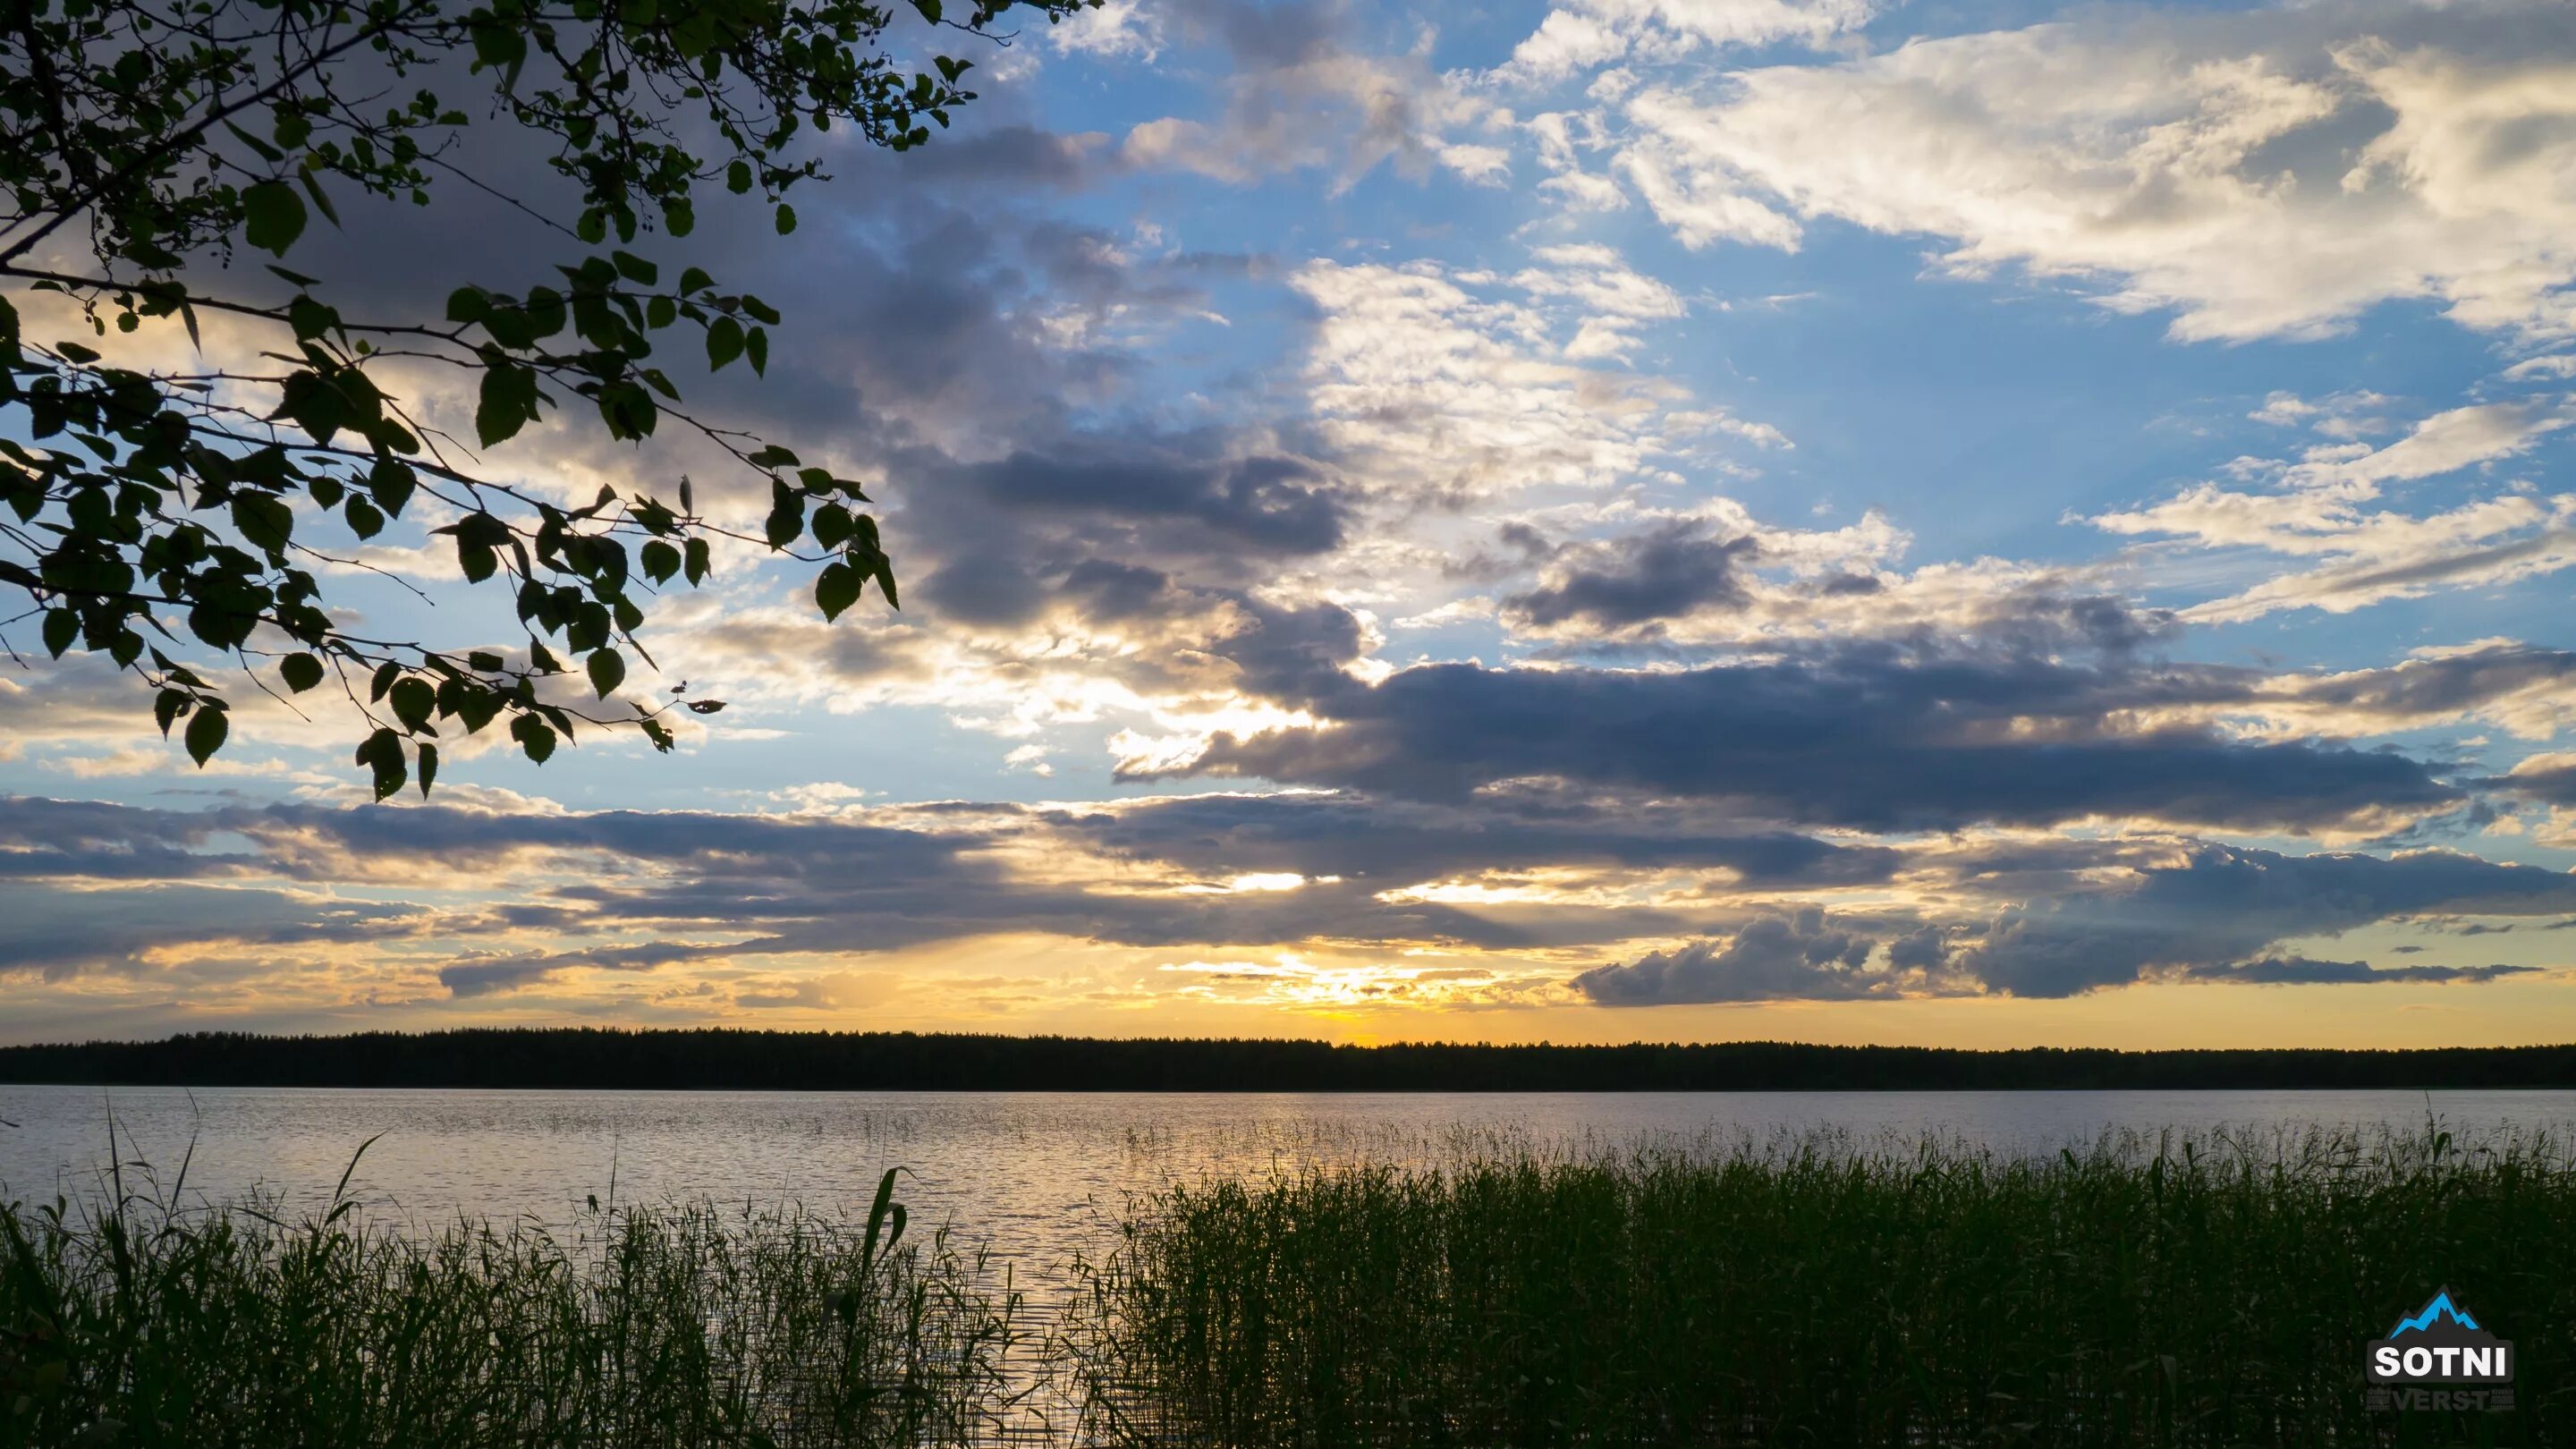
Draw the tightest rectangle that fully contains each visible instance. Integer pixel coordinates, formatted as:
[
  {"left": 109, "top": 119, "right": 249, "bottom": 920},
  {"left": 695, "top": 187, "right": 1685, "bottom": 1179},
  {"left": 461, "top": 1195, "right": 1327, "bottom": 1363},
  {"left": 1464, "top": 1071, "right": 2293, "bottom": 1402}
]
[
  {"left": 1504, "top": 521, "right": 1759, "bottom": 630},
  {"left": 8, "top": 792, "right": 2571, "bottom": 1002},
  {"left": 0, "top": 794, "right": 1734, "bottom": 991},
  {"left": 0, "top": 883, "right": 419, "bottom": 980},
  {"left": 1050, "top": 789, "right": 1899, "bottom": 886},
  {"left": 2181, "top": 957, "right": 2541, "bottom": 985},
  {"left": 943, "top": 438, "right": 1344, "bottom": 557},
  {"left": 1166, "top": 649, "right": 2462, "bottom": 832},
  {"left": 2486, "top": 756, "right": 2576, "bottom": 806},
  {"left": 1572, "top": 844, "right": 2576, "bottom": 1004},
  {"left": 1575, "top": 908, "right": 1928, "bottom": 1004},
  {"left": 2291, "top": 645, "right": 2576, "bottom": 724},
  {"left": 1954, "top": 844, "right": 2576, "bottom": 997}
]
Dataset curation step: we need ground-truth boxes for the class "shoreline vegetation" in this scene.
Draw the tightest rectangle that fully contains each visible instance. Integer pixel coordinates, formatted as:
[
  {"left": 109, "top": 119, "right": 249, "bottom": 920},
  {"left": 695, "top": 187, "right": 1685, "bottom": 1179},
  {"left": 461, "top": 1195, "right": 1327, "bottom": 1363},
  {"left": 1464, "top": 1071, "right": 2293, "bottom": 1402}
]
[
  {"left": 5, "top": 1126, "right": 2572, "bottom": 1445},
  {"left": 6, "top": 1029, "right": 2576, "bottom": 1092}
]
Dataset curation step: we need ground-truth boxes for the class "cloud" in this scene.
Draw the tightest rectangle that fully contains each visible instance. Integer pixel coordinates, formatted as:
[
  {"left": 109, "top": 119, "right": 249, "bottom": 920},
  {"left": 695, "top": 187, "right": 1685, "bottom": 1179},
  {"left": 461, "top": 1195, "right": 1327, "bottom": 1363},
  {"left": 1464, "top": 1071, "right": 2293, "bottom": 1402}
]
[
  {"left": 0, "top": 882, "right": 419, "bottom": 980},
  {"left": 1052, "top": 788, "right": 1900, "bottom": 886},
  {"left": 2182, "top": 956, "right": 2540, "bottom": 985},
  {"left": 1286, "top": 256, "right": 1707, "bottom": 504},
  {"left": 1580, "top": 845, "right": 2576, "bottom": 1003},
  {"left": 1490, "top": 510, "right": 2179, "bottom": 652},
  {"left": 2489, "top": 752, "right": 2576, "bottom": 806},
  {"left": 1574, "top": 906, "right": 1943, "bottom": 1004},
  {"left": 1491, "top": 0, "right": 1877, "bottom": 89},
  {"left": 1117, "top": 0, "right": 1510, "bottom": 190},
  {"left": 1956, "top": 843, "right": 2576, "bottom": 996},
  {"left": 1161, "top": 647, "right": 2464, "bottom": 833},
  {"left": 1612, "top": 4, "right": 2576, "bottom": 342},
  {"left": 2093, "top": 400, "right": 2576, "bottom": 621},
  {"left": 1503, "top": 518, "right": 1761, "bottom": 629}
]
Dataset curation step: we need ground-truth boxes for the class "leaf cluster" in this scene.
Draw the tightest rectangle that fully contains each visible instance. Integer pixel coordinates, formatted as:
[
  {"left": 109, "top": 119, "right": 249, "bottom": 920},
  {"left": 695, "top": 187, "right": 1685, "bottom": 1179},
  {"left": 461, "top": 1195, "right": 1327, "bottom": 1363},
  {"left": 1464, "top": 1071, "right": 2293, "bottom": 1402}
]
[{"left": 0, "top": 0, "right": 1089, "bottom": 791}]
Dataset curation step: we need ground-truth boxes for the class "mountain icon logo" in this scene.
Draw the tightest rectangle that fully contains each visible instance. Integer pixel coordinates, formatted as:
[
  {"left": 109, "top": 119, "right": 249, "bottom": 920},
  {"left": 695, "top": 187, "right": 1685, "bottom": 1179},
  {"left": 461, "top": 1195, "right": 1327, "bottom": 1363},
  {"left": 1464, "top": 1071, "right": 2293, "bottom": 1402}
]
[
  {"left": 2368, "top": 1288, "right": 2512, "bottom": 1387},
  {"left": 2386, "top": 1291, "right": 2480, "bottom": 1337}
]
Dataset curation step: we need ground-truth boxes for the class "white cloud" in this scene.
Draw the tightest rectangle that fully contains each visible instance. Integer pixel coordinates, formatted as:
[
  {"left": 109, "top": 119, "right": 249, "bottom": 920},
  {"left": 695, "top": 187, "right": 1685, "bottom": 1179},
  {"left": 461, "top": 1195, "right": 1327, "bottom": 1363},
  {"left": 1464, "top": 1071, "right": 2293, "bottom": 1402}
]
[
  {"left": 1491, "top": 0, "right": 1877, "bottom": 89},
  {"left": 1121, "top": 29, "right": 1513, "bottom": 192},
  {"left": 1612, "top": 5, "right": 2576, "bottom": 342},
  {"left": 1289, "top": 255, "right": 1689, "bottom": 499},
  {"left": 2250, "top": 389, "right": 2395, "bottom": 438},
  {"left": 1050, "top": 0, "right": 1164, "bottom": 60},
  {"left": 2095, "top": 399, "right": 2576, "bottom": 620}
]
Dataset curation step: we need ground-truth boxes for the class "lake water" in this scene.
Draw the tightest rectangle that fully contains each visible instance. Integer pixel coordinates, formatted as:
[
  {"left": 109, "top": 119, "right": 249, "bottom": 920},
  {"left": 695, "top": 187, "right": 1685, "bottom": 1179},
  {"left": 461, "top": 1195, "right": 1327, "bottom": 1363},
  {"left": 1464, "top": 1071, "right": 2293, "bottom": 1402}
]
[{"left": 8, "top": 1085, "right": 2576, "bottom": 1283}]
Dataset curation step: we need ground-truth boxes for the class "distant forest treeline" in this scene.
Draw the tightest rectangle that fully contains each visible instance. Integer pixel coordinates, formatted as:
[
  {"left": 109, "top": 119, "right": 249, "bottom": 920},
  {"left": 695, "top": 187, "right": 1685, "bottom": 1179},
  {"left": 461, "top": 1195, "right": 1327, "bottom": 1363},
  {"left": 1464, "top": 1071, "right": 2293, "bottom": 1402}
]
[{"left": 4, "top": 1030, "right": 2576, "bottom": 1091}]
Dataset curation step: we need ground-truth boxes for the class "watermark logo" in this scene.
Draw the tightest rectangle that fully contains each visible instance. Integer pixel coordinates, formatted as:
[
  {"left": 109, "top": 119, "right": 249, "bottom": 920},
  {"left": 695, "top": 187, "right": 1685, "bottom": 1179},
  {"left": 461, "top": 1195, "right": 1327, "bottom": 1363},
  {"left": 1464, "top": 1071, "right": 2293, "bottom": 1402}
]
[{"left": 2365, "top": 1289, "right": 2513, "bottom": 1413}]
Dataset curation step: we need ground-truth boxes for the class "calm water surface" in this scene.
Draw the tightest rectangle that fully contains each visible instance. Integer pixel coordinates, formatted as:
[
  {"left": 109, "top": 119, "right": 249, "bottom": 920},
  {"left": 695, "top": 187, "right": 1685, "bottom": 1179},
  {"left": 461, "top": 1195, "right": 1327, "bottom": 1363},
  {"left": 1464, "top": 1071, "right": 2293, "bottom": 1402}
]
[{"left": 6, "top": 1086, "right": 2575, "bottom": 1276}]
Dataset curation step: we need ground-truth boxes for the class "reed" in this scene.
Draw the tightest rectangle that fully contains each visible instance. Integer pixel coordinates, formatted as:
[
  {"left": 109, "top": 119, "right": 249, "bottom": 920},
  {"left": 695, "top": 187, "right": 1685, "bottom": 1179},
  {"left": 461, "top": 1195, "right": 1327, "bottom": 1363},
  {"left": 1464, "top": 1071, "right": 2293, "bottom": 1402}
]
[
  {"left": 1072, "top": 1124, "right": 2576, "bottom": 1446},
  {"left": 0, "top": 1155, "right": 1029, "bottom": 1449},
  {"left": 12, "top": 1123, "right": 2575, "bottom": 1446}
]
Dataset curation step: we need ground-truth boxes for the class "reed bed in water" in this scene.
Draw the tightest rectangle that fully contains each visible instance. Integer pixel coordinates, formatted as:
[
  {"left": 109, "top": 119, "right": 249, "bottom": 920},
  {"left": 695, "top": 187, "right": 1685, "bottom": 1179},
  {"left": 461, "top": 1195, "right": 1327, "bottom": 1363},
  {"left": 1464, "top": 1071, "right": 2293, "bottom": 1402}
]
[
  {"left": 0, "top": 1157, "right": 1030, "bottom": 1449},
  {"left": 1068, "top": 1124, "right": 2576, "bottom": 1447},
  {"left": 11, "top": 1124, "right": 2576, "bottom": 1446}
]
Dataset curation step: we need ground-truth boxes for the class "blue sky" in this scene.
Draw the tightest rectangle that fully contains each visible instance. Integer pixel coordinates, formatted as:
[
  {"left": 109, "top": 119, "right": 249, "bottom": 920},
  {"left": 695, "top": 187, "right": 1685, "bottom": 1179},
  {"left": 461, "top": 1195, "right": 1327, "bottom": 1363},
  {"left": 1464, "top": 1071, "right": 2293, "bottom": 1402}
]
[{"left": 6, "top": 0, "right": 2576, "bottom": 1045}]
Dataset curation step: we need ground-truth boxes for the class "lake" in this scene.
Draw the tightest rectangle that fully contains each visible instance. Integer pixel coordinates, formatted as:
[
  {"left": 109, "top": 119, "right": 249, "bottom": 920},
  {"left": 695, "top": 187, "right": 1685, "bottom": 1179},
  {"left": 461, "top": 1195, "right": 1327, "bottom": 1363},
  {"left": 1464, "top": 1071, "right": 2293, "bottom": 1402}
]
[{"left": 8, "top": 1085, "right": 2576, "bottom": 1286}]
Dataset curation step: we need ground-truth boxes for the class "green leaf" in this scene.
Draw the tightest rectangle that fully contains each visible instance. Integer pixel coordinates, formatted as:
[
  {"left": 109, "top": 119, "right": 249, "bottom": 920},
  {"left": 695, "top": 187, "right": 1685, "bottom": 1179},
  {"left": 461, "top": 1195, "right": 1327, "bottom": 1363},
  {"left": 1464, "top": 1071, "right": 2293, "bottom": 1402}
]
[
  {"left": 765, "top": 496, "right": 803, "bottom": 550},
  {"left": 640, "top": 539, "right": 681, "bottom": 583},
  {"left": 611, "top": 250, "right": 658, "bottom": 285},
  {"left": 280, "top": 653, "right": 325, "bottom": 692},
  {"left": 223, "top": 119, "right": 285, "bottom": 163},
  {"left": 389, "top": 677, "right": 436, "bottom": 730},
  {"left": 41, "top": 608, "right": 78, "bottom": 658},
  {"left": 815, "top": 562, "right": 863, "bottom": 622},
  {"left": 775, "top": 204, "right": 798, "bottom": 235},
  {"left": 232, "top": 493, "right": 294, "bottom": 552},
  {"left": 587, "top": 647, "right": 625, "bottom": 699},
  {"left": 746, "top": 327, "right": 767, "bottom": 376},
  {"left": 242, "top": 182, "right": 308, "bottom": 256},
  {"left": 683, "top": 537, "right": 711, "bottom": 585},
  {"left": 477, "top": 364, "right": 536, "bottom": 447},
  {"left": 511, "top": 712, "right": 557, "bottom": 763},
  {"left": 467, "top": 650, "right": 505, "bottom": 672},
  {"left": 355, "top": 726, "right": 406, "bottom": 800},
  {"left": 155, "top": 688, "right": 191, "bottom": 736},
  {"left": 369, "top": 460, "right": 416, "bottom": 516},
  {"left": 184, "top": 705, "right": 228, "bottom": 767},
  {"left": 297, "top": 167, "right": 342, "bottom": 227},
  {"left": 418, "top": 741, "right": 439, "bottom": 798},
  {"left": 344, "top": 495, "right": 386, "bottom": 539},
  {"left": 706, "top": 316, "right": 744, "bottom": 371}
]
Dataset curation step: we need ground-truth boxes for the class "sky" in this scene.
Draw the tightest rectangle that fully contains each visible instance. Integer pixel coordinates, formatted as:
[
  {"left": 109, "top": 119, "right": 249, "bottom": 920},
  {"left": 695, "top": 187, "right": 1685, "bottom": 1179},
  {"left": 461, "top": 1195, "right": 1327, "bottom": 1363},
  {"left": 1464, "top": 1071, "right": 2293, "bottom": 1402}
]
[{"left": 6, "top": 0, "right": 2576, "bottom": 1047}]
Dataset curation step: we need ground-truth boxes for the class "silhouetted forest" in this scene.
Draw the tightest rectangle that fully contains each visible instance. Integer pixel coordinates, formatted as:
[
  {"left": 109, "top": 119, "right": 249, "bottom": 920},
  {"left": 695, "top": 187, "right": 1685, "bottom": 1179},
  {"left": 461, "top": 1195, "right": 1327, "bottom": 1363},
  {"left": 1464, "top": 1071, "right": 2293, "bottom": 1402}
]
[{"left": 2, "top": 1030, "right": 2574, "bottom": 1091}]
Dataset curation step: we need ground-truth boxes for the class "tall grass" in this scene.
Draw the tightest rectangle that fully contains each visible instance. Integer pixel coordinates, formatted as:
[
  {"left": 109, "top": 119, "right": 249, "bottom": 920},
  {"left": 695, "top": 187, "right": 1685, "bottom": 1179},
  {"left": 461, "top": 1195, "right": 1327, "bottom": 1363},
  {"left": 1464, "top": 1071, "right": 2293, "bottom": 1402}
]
[
  {"left": 0, "top": 1155, "right": 1030, "bottom": 1449},
  {"left": 1072, "top": 1125, "right": 2576, "bottom": 1446},
  {"left": 12, "top": 1124, "right": 2576, "bottom": 1446}
]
